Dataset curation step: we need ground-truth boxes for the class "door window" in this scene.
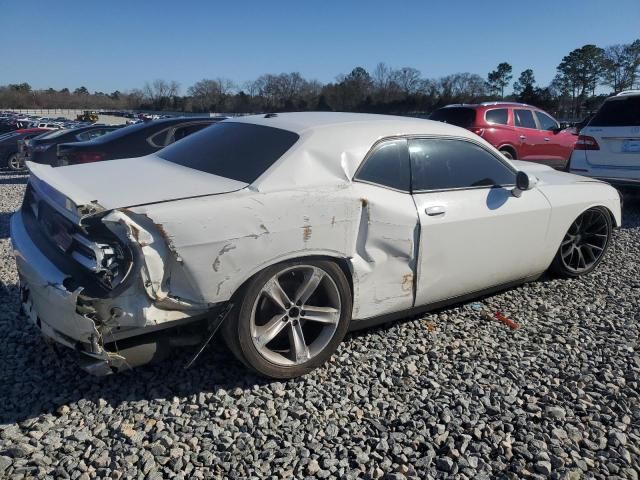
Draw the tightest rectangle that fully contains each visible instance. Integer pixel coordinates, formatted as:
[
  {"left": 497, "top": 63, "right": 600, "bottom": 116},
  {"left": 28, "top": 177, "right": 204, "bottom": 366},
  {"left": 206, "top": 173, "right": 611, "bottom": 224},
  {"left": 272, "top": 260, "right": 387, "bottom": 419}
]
[
  {"left": 409, "top": 138, "right": 515, "bottom": 191},
  {"left": 148, "top": 128, "right": 170, "bottom": 148},
  {"left": 535, "top": 111, "right": 559, "bottom": 131},
  {"left": 76, "top": 129, "right": 110, "bottom": 141},
  {"left": 514, "top": 109, "right": 537, "bottom": 129},
  {"left": 485, "top": 108, "right": 508, "bottom": 125},
  {"left": 172, "top": 123, "right": 210, "bottom": 143},
  {"left": 355, "top": 139, "right": 410, "bottom": 191}
]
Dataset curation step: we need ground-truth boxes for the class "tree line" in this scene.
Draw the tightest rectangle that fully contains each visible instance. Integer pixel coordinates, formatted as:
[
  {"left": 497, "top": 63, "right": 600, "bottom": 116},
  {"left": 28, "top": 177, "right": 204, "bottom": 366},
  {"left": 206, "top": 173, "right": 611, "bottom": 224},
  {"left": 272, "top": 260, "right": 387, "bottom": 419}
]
[{"left": 2, "top": 39, "right": 638, "bottom": 121}]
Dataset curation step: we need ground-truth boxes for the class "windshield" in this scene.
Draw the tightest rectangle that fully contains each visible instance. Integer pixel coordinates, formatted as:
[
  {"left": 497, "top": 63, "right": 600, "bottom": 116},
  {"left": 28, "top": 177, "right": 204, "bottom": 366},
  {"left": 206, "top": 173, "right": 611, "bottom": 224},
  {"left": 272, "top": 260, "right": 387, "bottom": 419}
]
[
  {"left": 430, "top": 107, "right": 477, "bottom": 128},
  {"left": 590, "top": 96, "right": 640, "bottom": 127},
  {"left": 158, "top": 122, "right": 300, "bottom": 183}
]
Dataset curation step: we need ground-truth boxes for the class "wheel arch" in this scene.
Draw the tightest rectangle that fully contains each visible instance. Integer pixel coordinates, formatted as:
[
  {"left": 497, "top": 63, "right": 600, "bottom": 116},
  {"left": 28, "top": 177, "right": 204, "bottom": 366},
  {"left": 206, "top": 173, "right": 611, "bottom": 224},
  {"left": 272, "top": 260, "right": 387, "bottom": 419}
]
[
  {"left": 498, "top": 144, "right": 517, "bottom": 159},
  {"left": 227, "top": 252, "right": 355, "bottom": 304}
]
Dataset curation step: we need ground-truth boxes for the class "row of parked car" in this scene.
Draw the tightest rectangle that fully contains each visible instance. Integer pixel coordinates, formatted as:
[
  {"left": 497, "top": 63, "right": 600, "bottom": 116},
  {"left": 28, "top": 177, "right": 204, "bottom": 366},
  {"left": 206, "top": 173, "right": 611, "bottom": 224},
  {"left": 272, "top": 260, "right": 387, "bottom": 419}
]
[
  {"left": 0, "top": 115, "right": 225, "bottom": 171},
  {"left": 3, "top": 90, "right": 639, "bottom": 188}
]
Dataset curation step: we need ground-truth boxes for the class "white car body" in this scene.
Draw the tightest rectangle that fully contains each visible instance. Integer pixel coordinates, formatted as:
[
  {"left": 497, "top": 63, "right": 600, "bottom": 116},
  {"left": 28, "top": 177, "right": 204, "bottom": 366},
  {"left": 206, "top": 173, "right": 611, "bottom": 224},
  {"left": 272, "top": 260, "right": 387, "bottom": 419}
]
[
  {"left": 11, "top": 113, "right": 621, "bottom": 374},
  {"left": 569, "top": 91, "right": 640, "bottom": 186}
]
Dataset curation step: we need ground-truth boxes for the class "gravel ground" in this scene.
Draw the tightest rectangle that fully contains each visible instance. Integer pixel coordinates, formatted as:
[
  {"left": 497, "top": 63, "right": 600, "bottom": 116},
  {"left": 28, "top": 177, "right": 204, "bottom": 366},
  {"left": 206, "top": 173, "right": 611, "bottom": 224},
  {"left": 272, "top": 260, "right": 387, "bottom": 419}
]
[{"left": 0, "top": 172, "right": 638, "bottom": 480}]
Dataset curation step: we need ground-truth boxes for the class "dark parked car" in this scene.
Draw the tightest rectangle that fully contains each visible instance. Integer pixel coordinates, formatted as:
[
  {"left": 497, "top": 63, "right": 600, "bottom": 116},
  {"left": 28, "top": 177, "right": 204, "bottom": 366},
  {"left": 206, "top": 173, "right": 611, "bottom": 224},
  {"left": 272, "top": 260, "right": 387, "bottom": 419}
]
[
  {"left": 0, "top": 129, "right": 49, "bottom": 171},
  {"left": 56, "top": 117, "right": 226, "bottom": 166},
  {"left": 0, "top": 120, "right": 31, "bottom": 134},
  {"left": 22, "top": 125, "right": 122, "bottom": 166}
]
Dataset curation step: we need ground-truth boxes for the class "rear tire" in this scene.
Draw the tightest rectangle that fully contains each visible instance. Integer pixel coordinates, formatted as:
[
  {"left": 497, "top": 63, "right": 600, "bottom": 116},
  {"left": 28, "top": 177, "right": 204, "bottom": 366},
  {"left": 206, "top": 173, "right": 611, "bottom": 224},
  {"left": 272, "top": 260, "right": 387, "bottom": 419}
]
[
  {"left": 222, "top": 259, "right": 352, "bottom": 378},
  {"left": 7, "top": 153, "right": 24, "bottom": 171},
  {"left": 499, "top": 149, "right": 515, "bottom": 160},
  {"left": 550, "top": 207, "right": 612, "bottom": 278}
]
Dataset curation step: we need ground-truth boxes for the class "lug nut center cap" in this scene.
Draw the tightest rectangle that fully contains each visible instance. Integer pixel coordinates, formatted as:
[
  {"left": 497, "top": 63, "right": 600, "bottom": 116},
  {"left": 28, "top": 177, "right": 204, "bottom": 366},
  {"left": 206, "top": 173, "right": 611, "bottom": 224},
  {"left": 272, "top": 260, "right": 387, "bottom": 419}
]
[{"left": 289, "top": 306, "right": 300, "bottom": 318}]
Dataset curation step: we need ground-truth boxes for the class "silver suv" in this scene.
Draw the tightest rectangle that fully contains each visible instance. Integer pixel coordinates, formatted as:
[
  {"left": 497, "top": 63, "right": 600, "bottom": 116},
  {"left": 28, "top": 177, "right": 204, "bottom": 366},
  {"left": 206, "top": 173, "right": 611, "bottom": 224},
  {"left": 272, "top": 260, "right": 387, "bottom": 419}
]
[{"left": 568, "top": 90, "right": 640, "bottom": 186}]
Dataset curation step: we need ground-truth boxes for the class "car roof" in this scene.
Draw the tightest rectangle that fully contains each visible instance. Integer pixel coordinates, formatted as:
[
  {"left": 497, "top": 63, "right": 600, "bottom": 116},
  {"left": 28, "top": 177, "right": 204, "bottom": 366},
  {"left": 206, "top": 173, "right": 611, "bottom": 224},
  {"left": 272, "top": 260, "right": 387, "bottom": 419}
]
[
  {"left": 441, "top": 102, "right": 537, "bottom": 109},
  {"left": 226, "top": 112, "right": 472, "bottom": 137},
  {"left": 227, "top": 112, "right": 491, "bottom": 191},
  {"left": 615, "top": 90, "right": 640, "bottom": 97}
]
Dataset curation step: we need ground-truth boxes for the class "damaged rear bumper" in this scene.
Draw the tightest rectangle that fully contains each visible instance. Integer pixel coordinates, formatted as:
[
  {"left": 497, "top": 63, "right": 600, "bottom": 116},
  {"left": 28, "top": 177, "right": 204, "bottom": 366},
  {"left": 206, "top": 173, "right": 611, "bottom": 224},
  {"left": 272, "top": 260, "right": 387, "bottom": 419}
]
[
  {"left": 10, "top": 209, "right": 209, "bottom": 375},
  {"left": 12, "top": 209, "right": 129, "bottom": 374}
]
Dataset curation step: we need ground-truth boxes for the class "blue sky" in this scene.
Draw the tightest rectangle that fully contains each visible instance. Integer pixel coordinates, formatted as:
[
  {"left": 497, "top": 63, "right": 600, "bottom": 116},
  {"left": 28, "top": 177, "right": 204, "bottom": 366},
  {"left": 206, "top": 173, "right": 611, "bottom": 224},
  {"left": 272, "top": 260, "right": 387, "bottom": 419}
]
[{"left": 2, "top": 0, "right": 638, "bottom": 94}]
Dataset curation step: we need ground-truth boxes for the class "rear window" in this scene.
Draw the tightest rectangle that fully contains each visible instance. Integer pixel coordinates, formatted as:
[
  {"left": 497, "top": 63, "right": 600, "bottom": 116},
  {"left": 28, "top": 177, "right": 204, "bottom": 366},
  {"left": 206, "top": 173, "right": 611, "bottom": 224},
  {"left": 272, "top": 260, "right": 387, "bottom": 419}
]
[
  {"left": 590, "top": 96, "right": 640, "bottom": 127},
  {"left": 158, "top": 122, "right": 300, "bottom": 183},
  {"left": 430, "top": 107, "right": 476, "bottom": 128}
]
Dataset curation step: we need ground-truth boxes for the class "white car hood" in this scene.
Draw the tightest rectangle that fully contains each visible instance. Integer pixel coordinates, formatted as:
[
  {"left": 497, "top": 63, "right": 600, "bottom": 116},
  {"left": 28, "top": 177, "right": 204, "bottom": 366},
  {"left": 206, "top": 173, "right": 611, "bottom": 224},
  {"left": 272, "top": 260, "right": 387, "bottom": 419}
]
[
  {"left": 511, "top": 160, "right": 602, "bottom": 186},
  {"left": 27, "top": 155, "right": 248, "bottom": 211}
]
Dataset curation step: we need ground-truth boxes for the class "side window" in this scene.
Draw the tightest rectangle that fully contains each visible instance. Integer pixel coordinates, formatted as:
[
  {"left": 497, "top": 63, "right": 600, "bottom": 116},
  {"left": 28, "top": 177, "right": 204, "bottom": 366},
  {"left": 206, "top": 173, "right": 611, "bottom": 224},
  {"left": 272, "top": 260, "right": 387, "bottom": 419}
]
[
  {"left": 514, "top": 109, "right": 537, "bottom": 129},
  {"left": 355, "top": 139, "right": 410, "bottom": 192},
  {"left": 76, "top": 129, "right": 108, "bottom": 141},
  {"left": 409, "top": 138, "right": 516, "bottom": 191},
  {"left": 148, "top": 128, "right": 170, "bottom": 148},
  {"left": 535, "top": 111, "right": 559, "bottom": 131},
  {"left": 485, "top": 108, "right": 508, "bottom": 125},
  {"left": 172, "top": 123, "right": 209, "bottom": 143}
]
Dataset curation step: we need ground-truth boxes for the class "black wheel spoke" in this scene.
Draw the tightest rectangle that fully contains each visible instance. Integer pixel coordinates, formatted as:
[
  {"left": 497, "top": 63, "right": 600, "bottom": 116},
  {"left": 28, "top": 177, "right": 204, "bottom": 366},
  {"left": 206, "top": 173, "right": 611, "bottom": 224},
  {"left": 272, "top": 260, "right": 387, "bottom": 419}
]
[{"left": 559, "top": 209, "right": 610, "bottom": 274}]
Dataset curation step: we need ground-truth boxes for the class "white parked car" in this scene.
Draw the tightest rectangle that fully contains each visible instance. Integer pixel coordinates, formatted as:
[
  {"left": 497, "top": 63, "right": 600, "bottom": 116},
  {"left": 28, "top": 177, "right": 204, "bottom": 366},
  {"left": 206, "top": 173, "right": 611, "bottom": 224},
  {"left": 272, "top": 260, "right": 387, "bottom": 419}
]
[
  {"left": 569, "top": 90, "right": 640, "bottom": 186},
  {"left": 12, "top": 113, "right": 621, "bottom": 378},
  {"left": 35, "top": 122, "right": 62, "bottom": 130}
]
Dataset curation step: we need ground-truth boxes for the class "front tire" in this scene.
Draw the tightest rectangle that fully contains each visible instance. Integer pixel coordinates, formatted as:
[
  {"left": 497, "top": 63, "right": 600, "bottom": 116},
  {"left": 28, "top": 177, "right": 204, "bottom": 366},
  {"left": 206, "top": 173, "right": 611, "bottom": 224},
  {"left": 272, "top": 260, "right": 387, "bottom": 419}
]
[
  {"left": 222, "top": 259, "right": 352, "bottom": 378},
  {"left": 550, "top": 207, "right": 612, "bottom": 277}
]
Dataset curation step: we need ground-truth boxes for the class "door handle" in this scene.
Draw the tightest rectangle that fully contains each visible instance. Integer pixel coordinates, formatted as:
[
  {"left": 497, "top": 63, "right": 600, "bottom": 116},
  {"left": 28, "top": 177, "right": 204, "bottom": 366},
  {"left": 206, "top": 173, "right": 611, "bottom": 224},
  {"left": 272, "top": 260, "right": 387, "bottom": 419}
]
[
  {"left": 426, "top": 206, "right": 446, "bottom": 216},
  {"left": 544, "top": 137, "right": 550, "bottom": 141},
  {"left": 519, "top": 135, "right": 526, "bottom": 140}
]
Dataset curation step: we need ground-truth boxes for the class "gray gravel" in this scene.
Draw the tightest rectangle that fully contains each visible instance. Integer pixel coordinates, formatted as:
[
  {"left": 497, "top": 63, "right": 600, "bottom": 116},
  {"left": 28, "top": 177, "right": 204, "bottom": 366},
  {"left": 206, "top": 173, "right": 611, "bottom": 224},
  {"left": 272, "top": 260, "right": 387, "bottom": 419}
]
[{"left": 0, "top": 172, "right": 639, "bottom": 479}]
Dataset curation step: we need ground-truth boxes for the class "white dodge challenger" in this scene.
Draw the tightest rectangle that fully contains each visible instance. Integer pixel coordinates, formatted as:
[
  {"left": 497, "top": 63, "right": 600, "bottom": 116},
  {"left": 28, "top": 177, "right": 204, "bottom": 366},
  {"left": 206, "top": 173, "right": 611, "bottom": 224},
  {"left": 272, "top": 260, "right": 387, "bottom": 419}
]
[{"left": 11, "top": 113, "right": 621, "bottom": 378}]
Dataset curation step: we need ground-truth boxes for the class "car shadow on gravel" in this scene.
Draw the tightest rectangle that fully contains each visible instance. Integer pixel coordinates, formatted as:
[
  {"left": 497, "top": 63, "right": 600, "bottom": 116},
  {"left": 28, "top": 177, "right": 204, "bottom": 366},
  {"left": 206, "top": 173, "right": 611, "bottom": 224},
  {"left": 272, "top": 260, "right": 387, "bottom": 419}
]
[
  {"left": 0, "top": 171, "right": 28, "bottom": 184},
  {"left": 0, "top": 280, "right": 273, "bottom": 424},
  {"left": 0, "top": 212, "right": 14, "bottom": 238}
]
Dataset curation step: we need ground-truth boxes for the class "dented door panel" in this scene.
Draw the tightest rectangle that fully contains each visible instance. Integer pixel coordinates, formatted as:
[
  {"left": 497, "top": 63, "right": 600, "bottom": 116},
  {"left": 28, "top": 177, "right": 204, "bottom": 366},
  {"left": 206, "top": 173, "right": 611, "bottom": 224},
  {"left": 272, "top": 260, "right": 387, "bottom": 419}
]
[{"left": 348, "top": 183, "right": 419, "bottom": 319}]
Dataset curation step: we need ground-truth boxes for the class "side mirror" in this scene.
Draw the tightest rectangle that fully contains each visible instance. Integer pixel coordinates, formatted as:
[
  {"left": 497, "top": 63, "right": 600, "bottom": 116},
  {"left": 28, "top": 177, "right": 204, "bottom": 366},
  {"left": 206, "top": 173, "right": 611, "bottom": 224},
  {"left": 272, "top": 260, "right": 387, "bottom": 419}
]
[{"left": 512, "top": 171, "right": 537, "bottom": 197}]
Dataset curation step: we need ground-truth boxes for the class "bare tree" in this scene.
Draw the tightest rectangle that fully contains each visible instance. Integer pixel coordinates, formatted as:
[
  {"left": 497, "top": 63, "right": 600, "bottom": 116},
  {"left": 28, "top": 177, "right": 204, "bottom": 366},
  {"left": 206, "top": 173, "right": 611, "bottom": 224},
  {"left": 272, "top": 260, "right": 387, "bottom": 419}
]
[
  {"left": 188, "top": 78, "right": 235, "bottom": 111},
  {"left": 393, "top": 67, "right": 422, "bottom": 95}
]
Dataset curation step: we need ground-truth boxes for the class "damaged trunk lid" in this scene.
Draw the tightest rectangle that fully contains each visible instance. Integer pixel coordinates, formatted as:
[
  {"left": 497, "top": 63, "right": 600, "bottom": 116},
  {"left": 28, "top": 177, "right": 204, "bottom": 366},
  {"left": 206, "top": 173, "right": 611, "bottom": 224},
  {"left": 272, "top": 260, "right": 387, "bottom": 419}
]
[{"left": 27, "top": 155, "right": 248, "bottom": 213}]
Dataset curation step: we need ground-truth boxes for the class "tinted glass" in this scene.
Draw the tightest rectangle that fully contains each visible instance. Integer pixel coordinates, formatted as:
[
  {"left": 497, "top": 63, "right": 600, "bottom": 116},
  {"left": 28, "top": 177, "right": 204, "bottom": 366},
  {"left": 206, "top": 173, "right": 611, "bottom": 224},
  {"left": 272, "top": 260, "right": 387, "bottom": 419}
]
[
  {"left": 0, "top": 132, "right": 18, "bottom": 142},
  {"left": 149, "top": 129, "right": 170, "bottom": 147},
  {"left": 589, "top": 96, "right": 640, "bottom": 127},
  {"left": 38, "top": 129, "right": 69, "bottom": 140},
  {"left": 430, "top": 108, "right": 476, "bottom": 128},
  {"left": 76, "top": 129, "right": 112, "bottom": 141},
  {"left": 485, "top": 108, "right": 508, "bottom": 125},
  {"left": 514, "top": 109, "right": 537, "bottom": 129},
  {"left": 356, "top": 139, "right": 410, "bottom": 191},
  {"left": 158, "top": 122, "right": 299, "bottom": 183},
  {"left": 409, "top": 138, "right": 515, "bottom": 191},
  {"left": 173, "top": 124, "right": 209, "bottom": 142},
  {"left": 535, "top": 111, "right": 558, "bottom": 131}
]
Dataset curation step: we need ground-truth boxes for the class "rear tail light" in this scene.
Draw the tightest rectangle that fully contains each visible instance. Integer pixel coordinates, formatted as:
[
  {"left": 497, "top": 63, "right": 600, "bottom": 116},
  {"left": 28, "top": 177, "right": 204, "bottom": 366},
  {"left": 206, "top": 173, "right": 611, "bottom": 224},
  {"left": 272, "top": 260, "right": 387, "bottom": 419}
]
[
  {"left": 470, "top": 127, "right": 485, "bottom": 137},
  {"left": 574, "top": 135, "right": 600, "bottom": 150},
  {"left": 71, "top": 152, "right": 105, "bottom": 164}
]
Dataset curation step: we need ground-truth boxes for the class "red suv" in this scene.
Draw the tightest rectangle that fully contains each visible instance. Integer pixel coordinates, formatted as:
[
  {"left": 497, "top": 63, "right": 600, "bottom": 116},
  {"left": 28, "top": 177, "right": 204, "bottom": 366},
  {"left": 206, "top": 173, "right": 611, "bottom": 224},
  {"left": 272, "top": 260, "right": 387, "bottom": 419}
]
[{"left": 430, "top": 102, "right": 578, "bottom": 169}]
